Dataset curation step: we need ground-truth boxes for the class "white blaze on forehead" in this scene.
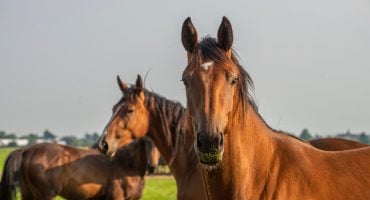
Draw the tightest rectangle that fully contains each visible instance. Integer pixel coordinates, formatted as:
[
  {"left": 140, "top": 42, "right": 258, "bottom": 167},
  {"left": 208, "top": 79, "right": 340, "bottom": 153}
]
[{"left": 200, "top": 61, "right": 214, "bottom": 71}]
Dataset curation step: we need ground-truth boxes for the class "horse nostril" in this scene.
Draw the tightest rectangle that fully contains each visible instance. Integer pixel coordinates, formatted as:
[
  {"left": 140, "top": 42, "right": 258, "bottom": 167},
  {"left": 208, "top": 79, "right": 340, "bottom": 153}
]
[
  {"left": 197, "top": 133, "right": 202, "bottom": 149},
  {"left": 196, "top": 132, "right": 224, "bottom": 153}
]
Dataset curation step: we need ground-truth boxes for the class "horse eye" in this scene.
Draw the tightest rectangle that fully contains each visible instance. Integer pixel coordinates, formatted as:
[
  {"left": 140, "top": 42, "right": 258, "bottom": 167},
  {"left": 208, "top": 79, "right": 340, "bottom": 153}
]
[
  {"left": 127, "top": 108, "right": 135, "bottom": 115},
  {"left": 230, "top": 77, "right": 238, "bottom": 85}
]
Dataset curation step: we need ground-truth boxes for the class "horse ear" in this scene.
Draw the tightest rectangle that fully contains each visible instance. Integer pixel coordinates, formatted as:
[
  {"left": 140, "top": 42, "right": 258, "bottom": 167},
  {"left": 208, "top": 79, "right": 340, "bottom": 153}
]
[
  {"left": 217, "top": 16, "right": 233, "bottom": 53},
  {"left": 181, "top": 17, "right": 198, "bottom": 53},
  {"left": 135, "top": 74, "right": 143, "bottom": 92},
  {"left": 117, "top": 75, "right": 128, "bottom": 92}
]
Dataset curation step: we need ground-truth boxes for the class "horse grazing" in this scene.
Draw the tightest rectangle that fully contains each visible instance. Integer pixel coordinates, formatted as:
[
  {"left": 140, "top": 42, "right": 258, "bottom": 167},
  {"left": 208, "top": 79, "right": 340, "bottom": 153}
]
[
  {"left": 181, "top": 16, "right": 370, "bottom": 199},
  {"left": 97, "top": 75, "right": 368, "bottom": 200},
  {"left": 0, "top": 139, "right": 159, "bottom": 200}
]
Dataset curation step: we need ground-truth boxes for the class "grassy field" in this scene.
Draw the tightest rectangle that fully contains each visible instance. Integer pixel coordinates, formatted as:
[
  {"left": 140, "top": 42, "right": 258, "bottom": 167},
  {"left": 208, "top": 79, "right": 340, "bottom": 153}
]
[
  {"left": 0, "top": 147, "right": 176, "bottom": 200},
  {"left": 0, "top": 147, "right": 15, "bottom": 170},
  {"left": 142, "top": 176, "right": 177, "bottom": 200}
]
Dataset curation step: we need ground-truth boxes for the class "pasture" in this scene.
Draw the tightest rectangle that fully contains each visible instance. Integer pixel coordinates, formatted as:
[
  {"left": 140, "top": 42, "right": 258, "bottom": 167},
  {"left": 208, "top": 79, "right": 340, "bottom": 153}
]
[{"left": 0, "top": 147, "right": 177, "bottom": 200}]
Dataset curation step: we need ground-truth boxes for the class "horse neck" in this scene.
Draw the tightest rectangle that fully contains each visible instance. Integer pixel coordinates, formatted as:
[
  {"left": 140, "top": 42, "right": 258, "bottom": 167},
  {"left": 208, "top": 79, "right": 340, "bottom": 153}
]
[
  {"left": 204, "top": 104, "right": 277, "bottom": 199},
  {"left": 145, "top": 94, "right": 197, "bottom": 178}
]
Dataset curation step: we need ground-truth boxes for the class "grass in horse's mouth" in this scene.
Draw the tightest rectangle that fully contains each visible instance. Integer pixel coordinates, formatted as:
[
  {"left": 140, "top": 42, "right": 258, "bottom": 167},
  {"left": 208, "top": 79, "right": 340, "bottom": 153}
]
[{"left": 197, "top": 151, "right": 222, "bottom": 165}]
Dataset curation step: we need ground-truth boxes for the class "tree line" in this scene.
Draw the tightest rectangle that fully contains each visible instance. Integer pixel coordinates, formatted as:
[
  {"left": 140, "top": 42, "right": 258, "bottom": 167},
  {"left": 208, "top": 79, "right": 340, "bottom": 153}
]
[
  {"left": 0, "top": 129, "right": 100, "bottom": 147},
  {"left": 1, "top": 128, "right": 369, "bottom": 147},
  {"left": 300, "top": 128, "right": 370, "bottom": 144}
]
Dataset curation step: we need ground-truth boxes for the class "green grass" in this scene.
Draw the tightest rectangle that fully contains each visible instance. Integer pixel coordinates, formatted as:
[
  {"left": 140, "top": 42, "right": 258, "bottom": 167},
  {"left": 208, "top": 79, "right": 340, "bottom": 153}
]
[
  {"left": 0, "top": 147, "right": 176, "bottom": 199},
  {"left": 0, "top": 147, "right": 17, "bottom": 170},
  {"left": 142, "top": 177, "right": 177, "bottom": 200}
]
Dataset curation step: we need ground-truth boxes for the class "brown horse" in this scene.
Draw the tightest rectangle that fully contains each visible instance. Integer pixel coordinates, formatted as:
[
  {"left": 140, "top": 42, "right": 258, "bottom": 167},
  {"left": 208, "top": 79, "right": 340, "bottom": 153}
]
[
  {"left": 181, "top": 16, "right": 370, "bottom": 199},
  {"left": 98, "top": 75, "right": 204, "bottom": 199},
  {"left": 97, "top": 76, "right": 369, "bottom": 200},
  {"left": 0, "top": 139, "right": 159, "bottom": 200}
]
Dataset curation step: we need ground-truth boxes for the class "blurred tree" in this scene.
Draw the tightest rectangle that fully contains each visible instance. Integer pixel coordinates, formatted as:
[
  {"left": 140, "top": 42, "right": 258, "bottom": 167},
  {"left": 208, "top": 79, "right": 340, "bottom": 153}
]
[
  {"left": 43, "top": 129, "right": 56, "bottom": 141},
  {"left": 0, "top": 131, "right": 17, "bottom": 139},
  {"left": 7, "top": 141, "right": 18, "bottom": 147},
  {"left": 21, "top": 133, "right": 39, "bottom": 145},
  {"left": 359, "top": 132, "right": 369, "bottom": 144},
  {"left": 84, "top": 133, "right": 92, "bottom": 141},
  {"left": 81, "top": 132, "right": 100, "bottom": 147},
  {"left": 61, "top": 136, "right": 80, "bottom": 147},
  {"left": 299, "top": 128, "right": 313, "bottom": 140},
  {"left": 4, "top": 133, "right": 17, "bottom": 139},
  {"left": 92, "top": 132, "right": 100, "bottom": 142},
  {"left": 0, "top": 131, "right": 5, "bottom": 138}
]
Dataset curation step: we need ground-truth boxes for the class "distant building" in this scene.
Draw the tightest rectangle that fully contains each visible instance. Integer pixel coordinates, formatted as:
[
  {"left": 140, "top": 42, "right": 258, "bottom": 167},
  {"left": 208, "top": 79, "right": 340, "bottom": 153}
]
[
  {"left": 0, "top": 138, "right": 29, "bottom": 147},
  {"left": 36, "top": 138, "right": 66, "bottom": 145},
  {"left": 0, "top": 138, "right": 66, "bottom": 147},
  {"left": 57, "top": 140, "right": 67, "bottom": 145}
]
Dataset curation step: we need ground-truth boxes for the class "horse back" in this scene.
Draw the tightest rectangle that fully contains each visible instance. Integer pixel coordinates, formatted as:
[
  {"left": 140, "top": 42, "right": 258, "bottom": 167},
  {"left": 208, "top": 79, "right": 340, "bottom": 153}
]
[
  {"left": 273, "top": 138, "right": 370, "bottom": 200},
  {"left": 309, "top": 138, "right": 368, "bottom": 151}
]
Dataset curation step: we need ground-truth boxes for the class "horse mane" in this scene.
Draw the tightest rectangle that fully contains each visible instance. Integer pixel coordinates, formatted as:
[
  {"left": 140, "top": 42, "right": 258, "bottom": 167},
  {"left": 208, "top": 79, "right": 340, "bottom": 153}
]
[
  {"left": 142, "top": 88, "right": 199, "bottom": 168},
  {"left": 143, "top": 89, "right": 187, "bottom": 149}
]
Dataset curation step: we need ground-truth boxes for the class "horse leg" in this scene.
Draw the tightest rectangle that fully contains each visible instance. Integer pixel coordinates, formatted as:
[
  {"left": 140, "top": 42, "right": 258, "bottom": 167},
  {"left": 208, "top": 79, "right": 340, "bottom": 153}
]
[
  {"left": 106, "top": 180, "right": 125, "bottom": 200},
  {"left": 21, "top": 169, "right": 58, "bottom": 200}
]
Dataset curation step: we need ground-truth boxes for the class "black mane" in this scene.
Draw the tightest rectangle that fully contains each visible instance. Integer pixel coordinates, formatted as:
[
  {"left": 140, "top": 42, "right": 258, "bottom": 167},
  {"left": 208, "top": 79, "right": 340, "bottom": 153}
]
[{"left": 143, "top": 89, "right": 186, "bottom": 148}]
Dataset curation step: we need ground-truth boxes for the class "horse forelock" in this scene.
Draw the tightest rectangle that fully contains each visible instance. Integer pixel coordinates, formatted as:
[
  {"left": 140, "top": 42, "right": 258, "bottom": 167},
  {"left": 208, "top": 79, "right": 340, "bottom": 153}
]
[{"left": 189, "top": 36, "right": 258, "bottom": 118}]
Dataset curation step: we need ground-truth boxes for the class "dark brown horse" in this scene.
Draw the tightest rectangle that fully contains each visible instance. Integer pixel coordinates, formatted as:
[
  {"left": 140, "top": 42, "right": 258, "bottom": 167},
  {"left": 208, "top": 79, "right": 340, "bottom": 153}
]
[
  {"left": 0, "top": 148, "right": 23, "bottom": 200},
  {"left": 310, "top": 137, "right": 368, "bottom": 151},
  {"left": 145, "top": 139, "right": 161, "bottom": 173},
  {"left": 0, "top": 139, "right": 159, "bottom": 200},
  {"left": 97, "top": 75, "right": 369, "bottom": 200},
  {"left": 181, "top": 16, "right": 370, "bottom": 199}
]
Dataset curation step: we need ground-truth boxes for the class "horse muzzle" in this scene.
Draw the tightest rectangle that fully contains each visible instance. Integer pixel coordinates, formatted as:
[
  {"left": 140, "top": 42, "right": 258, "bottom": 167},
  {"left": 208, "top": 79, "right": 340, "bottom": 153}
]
[{"left": 194, "top": 132, "right": 224, "bottom": 166}]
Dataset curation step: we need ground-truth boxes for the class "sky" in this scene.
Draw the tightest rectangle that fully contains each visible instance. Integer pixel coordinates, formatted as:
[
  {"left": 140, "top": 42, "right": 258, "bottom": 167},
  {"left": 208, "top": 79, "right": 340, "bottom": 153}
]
[{"left": 0, "top": 0, "right": 369, "bottom": 137}]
